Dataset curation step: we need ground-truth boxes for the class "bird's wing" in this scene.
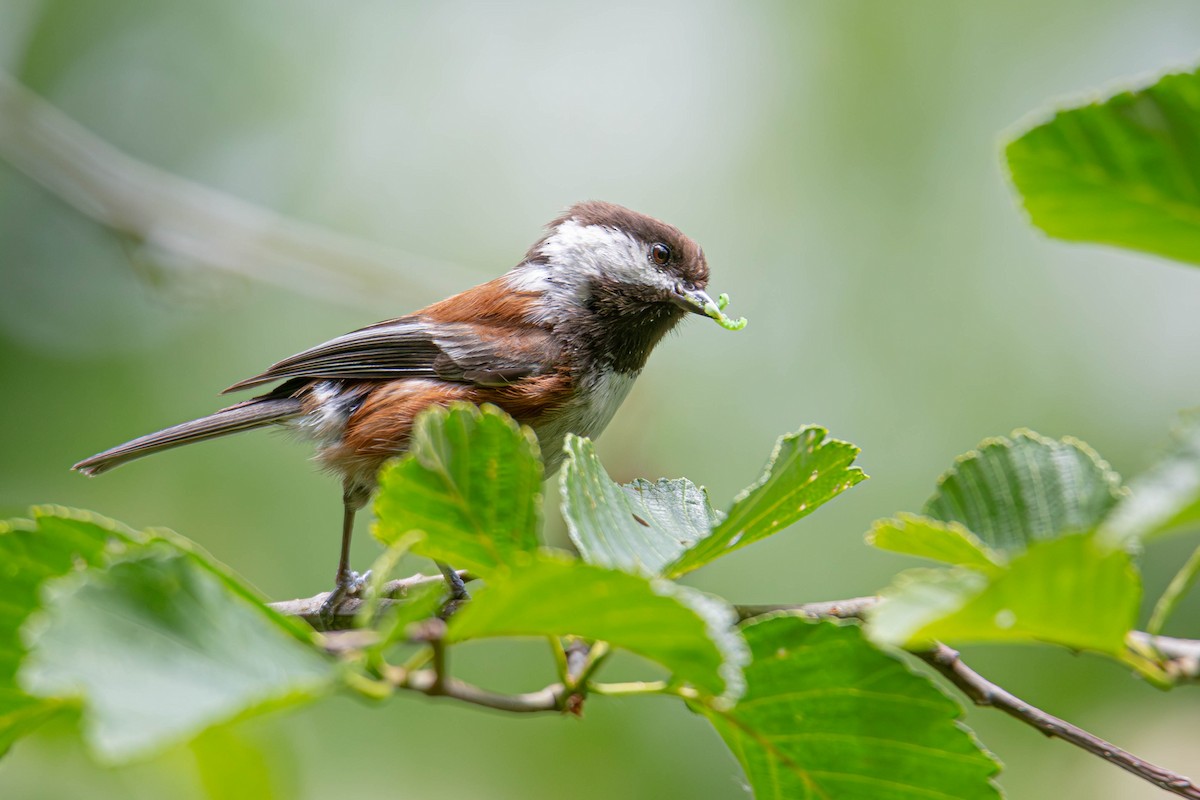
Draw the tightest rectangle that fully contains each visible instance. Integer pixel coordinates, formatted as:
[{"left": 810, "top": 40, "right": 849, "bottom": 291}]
[{"left": 223, "top": 317, "right": 559, "bottom": 393}]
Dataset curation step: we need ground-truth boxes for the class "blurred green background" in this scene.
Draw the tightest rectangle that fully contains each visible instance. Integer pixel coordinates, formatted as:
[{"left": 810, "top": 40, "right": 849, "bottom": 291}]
[{"left": 3, "top": 1, "right": 1200, "bottom": 797}]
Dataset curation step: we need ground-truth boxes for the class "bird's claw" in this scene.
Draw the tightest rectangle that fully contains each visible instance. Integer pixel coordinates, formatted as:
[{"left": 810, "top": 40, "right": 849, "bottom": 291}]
[{"left": 347, "top": 569, "right": 372, "bottom": 596}]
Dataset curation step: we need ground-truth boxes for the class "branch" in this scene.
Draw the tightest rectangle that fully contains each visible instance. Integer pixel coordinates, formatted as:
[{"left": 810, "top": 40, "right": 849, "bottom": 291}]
[
  {"left": 735, "top": 597, "right": 1200, "bottom": 682},
  {"left": 276, "top": 578, "right": 1200, "bottom": 797},
  {"left": 1129, "top": 630, "right": 1200, "bottom": 683},
  {"left": 267, "top": 570, "right": 464, "bottom": 629},
  {"left": 921, "top": 644, "right": 1200, "bottom": 799},
  {"left": 0, "top": 71, "right": 480, "bottom": 310},
  {"left": 401, "top": 615, "right": 565, "bottom": 713},
  {"left": 735, "top": 596, "right": 877, "bottom": 622},
  {"left": 402, "top": 670, "right": 563, "bottom": 713},
  {"left": 736, "top": 597, "right": 1200, "bottom": 799}
]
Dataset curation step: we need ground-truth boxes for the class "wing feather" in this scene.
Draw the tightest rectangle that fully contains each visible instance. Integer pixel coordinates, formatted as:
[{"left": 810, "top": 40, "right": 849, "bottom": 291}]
[{"left": 223, "top": 318, "right": 559, "bottom": 393}]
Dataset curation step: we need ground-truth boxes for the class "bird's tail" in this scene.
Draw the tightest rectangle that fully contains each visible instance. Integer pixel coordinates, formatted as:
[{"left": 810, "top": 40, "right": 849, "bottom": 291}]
[{"left": 73, "top": 397, "right": 304, "bottom": 476}]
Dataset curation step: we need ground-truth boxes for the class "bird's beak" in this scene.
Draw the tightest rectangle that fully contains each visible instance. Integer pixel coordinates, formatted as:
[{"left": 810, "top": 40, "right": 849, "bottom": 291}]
[{"left": 670, "top": 285, "right": 717, "bottom": 317}]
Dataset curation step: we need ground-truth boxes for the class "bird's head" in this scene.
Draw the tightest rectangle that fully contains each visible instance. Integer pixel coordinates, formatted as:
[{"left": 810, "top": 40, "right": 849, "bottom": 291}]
[{"left": 508, "top": 202, "right": 718, "bottom": 371}]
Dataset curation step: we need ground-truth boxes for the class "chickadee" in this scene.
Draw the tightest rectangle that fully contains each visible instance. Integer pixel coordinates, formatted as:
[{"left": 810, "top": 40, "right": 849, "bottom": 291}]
[{"left": 75, "top": 201, "right": 727, "bottom": 604}]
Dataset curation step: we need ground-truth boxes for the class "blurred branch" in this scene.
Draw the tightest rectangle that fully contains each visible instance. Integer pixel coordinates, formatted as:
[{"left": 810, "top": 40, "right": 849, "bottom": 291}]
[
  {"left": 399, "top": 616, "right": 565, "bottom": 712},
  {"left": 402, "top": 669, "right": 564, "bottom": 713},
  {"left": 736, "top": 597, "right": 1200, "bottom": 800},
  {"left": 1129, "top": 630, "right": 1200, "bottom": 684},
  {"left": 0, "top": 71, "right": 478, "bottom": 309}
]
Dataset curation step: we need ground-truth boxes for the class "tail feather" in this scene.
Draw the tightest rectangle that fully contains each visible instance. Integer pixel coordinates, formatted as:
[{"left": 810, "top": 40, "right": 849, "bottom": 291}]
[{"left": 73, "top": 398, "right": 304, "bottom": 476}]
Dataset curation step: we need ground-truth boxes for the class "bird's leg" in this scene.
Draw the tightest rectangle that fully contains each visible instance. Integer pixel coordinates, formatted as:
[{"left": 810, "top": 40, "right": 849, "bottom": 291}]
[
  {"left": 336, "top": 501, "right": 357, "bottom": 590},
  {"left": 319, "top": 484, "right": 370, "bottom": 625}
]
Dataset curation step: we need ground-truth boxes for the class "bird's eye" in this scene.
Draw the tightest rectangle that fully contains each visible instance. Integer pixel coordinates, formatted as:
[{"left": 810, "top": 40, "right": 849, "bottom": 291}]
[{"left": 650, "top": 243, "right": 671, "bottom": 266}]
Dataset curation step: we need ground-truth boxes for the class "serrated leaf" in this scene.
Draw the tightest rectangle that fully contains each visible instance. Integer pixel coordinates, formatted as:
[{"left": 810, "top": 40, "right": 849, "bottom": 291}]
[
  {"left": 868, "top": 514, "right": 1005, "bottom": 573},
  {"left": 448, "top": 554, "right": 747, "bottom": 703},
  {"left": 561, "top": 434, "right": 716, "bottom": 575},
  {"left": 667, "top": 427, "right": 865, "bottom": 577},
  {"left": 1101, "top": 410, "right": 1200, "bottom": 544},
  {"left": 705, "top": 617, "right": 1000, "bottom": 800},
  {"left": 373, "top": 403, "right": 543, "bottom": 576},
  {"left": 20, "top": 551, "right": 334, "bottom": 762},
  {"left": 869, "top": 532, "right": 1140, "bottom": 655},
  {"left": 1007, "top": 67, "right": 1200, "bottom": 267},
  {"left": 924, "top": 430, "right": 1122, "bottom": 553},
  {"left": 0, "top": 508, "right": 139, "bottom": 757}
]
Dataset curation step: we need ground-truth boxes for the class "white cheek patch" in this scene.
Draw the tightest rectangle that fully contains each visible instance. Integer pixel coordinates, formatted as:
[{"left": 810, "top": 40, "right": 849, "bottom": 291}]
[
  {"left": 539, "top": 220, "right": 646, "bottom": 284},
  {"left": 509, "top": 219, "right": 675, "bottom": 324}
]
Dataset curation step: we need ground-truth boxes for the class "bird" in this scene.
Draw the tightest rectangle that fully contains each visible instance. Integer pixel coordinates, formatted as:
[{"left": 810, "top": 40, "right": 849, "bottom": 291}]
[{"left": 74, "top": 201, "right": 729, "bottom": 611}]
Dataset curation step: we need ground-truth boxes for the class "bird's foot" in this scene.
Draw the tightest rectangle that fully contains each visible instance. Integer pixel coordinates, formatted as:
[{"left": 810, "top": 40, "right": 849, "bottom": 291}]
[
  {"left": 437, "top": 563, "right": 470, "bottom": 601},
  {"left": 317, "top": 569, "right": 372, "bottom": 628}
]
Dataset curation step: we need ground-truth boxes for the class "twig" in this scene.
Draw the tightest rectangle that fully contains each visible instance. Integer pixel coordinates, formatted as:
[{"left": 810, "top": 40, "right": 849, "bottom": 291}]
[
  {"left": 1128, "top": 631, "right": 1200, "bottom": 684},
  {"left": 920, "top": 645, "right": 1200, "bottom": 799},
  {"left": 398, "top": 615, "right": 564, "bottom": 713},
  {"left": 415, "top": 619, "right": 450, "bottom": 695},
  {"left": 735, "top": 596, "right": 878, "bottom": 622},
  {"left": 401, "top": 671, "right": 563, "bottom": 713},
  {"left": 0, "top": 71, "right": 480, "bottom": 310}
]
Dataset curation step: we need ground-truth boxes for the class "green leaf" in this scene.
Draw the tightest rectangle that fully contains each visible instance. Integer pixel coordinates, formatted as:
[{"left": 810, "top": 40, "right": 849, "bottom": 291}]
[
  {"left": 924, "top": 430, "right": 1122, "bottom": 553},
  {"left": 355, "top": 531, "right": 425, "bottom": 630},
  {"left": 704, "top": 617, "right": 1000, "bottom": 800},
  {"left": 375, "top": 584, "right": 446, "bottom": 650},
  {"left": 448, "top": 554, "right": 748, "bottom": 703},
  {"left": 1101, "top": 410, "right": 1200, "bottom": 544},
  {"left": 373, "top": 403, "right": 543, "bottom": 576},
  {"left": 869, "top": 533, "right": 1140, "bottom": 655},
  {"left": 667, "top": 427, "right": 865, "bottom": 577},
  {"left": 561, "top": 434, "right": 716, "bottom": 575},
  {"left": 0, "top": 508, "right": 140, "bottom": 756},
  {"left": 1006, "top": 67, "right": 1200, "bottom": 266},
  {"left": 20, "top": 551, "right": 334, "bottom": 762},
  {"left": 190, "top": 725, "right": 284, "bottom": 800},
  {"left": 867, "top": 514, "right": 1004, "bottom": 573}
]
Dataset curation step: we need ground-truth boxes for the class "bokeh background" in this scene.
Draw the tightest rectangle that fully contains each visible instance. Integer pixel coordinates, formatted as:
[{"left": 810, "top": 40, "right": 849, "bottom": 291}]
[{"left": 3, "top": 1, "right": 1200, "bottom": 797}]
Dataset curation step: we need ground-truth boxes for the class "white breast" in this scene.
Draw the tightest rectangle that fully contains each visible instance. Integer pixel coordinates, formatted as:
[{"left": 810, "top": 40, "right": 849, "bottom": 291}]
[{"left": 533, "top": 370, "right": 639, "bottom": 473}]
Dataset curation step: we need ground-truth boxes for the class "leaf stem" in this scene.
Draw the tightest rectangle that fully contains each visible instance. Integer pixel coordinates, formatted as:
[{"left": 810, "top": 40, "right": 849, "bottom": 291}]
[
  {"left": 549, "top": 637, "right": 570, "bottom": 685},
  {"left": 1148, "top": 542, "right": 1200, "bottom": 634},
  {"left": 587, "top": 680, "right": 670, "bottom": 697},
  {"left": 398, "top": 645, "right": 434, "bottom": 675},
  {"left": 343, "top": 670, "right": 394, "bottom": 701},
  {"left": 268, "top": 570, "right": 469, "bottom": 631}
]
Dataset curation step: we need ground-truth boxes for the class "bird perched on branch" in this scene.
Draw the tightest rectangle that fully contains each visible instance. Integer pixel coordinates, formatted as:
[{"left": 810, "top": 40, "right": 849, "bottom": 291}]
[{"left": 75, "top": 201, "right": 741, "bottom": 612}]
